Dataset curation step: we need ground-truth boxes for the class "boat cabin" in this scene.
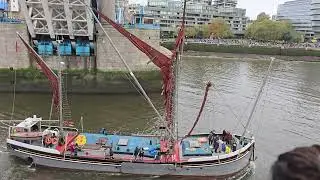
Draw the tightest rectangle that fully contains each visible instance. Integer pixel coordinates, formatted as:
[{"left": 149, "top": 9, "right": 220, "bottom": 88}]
[{"left": 11, "top": 115, "right": 42, "bottom": 133}]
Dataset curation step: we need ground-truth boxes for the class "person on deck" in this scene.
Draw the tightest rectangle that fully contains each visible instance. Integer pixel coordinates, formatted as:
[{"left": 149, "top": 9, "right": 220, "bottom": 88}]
[
  {"left": 104, "top": 147, "right": 111, "bottom": 159},
  {"left": 99, "top": 128, "right": 107, "bottom": 135},
  {"left": 221, "top": 141, "right": 226, "bottom": 152},
  {"left": 222, "top": 130, "right": 232, "bottom": 145},
  {"left": 109, "top": 143, "right": 114, "bottom": 159},
  {"left": 74, "top": 143, "right": 80, "bottom": 157},
  {"left": 133, "top": 146, "right": 139, "bottom": 161},
  {"left": 138, "top": 148, "right": 144, "bottom": 160},
  {"left": 208, "top": 134, "right": 213, "bottom": 145},
  {"left": 43, "top": 135, "right": 48, "bottom": 147},
  {"left": 69, "top": 142, "right": 75, "bottom": 156},
  {"left": 213, "top": 137, "right": 220, "bottom": 153},
  {"left": 110, "top": 147, "right": 114, "bottom": 159},
  {"left": 217, "top": 138, "right": 224, "bottom": 153},
  {"left": 208, "top": 131, "right": 216, "bottom": 146},
  {"left": 232, "top": 141, "right": 237, "bottom": 152},
  {"left": 225, "top": 146, "right": 231, "bottom": 154},
  {"left": 222, "top": 130, "right": 227, "bottom": 139}
]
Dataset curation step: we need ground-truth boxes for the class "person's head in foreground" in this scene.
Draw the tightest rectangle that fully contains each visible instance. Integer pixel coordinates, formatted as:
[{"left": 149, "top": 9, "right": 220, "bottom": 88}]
[{"left": 272, "top": 145, "right": 320, "bottom": 180}]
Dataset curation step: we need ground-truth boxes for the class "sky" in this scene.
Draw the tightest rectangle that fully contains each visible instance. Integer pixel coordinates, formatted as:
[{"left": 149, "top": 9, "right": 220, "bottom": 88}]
[{"left": 128, "top": 0, "right": 291, "bottom": 20}]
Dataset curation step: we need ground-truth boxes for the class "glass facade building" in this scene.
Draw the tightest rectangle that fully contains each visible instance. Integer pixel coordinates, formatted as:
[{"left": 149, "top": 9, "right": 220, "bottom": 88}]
[
  {"left": 311, "top": 0, "right": 320, "bottom": 37},
  {"left": 140, "top": 0, "right": 247, "bottom": 36},
  {"left": 277, "top": 0, "right": 314, "bottom": 38}
]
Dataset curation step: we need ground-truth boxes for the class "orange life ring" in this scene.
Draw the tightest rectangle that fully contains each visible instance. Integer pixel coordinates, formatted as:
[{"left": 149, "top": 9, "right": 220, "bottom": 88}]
[
  {"left": 45, "top": 137, "right": 52, "bottom": 145},
  {"left": 51, "top": 137, "right": 58, "bottom": 145}
]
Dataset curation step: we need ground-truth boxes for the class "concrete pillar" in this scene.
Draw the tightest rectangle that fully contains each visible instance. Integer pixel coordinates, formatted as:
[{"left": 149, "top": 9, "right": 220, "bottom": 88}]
[{"left": 97, "top": 0, "right": 115, "bottom": 21}]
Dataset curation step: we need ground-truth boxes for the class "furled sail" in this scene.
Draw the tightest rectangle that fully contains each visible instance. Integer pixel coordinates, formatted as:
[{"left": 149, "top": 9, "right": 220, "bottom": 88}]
[
  {"left": 185, "top": 82, "right": 212, "bottom": 138},
  {"left": 17, "top": 33, "right": 60, "bottom": 109},
  {"left": 95, "top": 9, "right": 185, "bottom": 129}
]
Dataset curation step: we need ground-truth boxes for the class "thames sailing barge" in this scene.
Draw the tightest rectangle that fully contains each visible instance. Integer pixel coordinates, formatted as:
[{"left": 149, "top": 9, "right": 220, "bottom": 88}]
[{"left": 6, "top": 1, "right": 256, "bottom": 178}]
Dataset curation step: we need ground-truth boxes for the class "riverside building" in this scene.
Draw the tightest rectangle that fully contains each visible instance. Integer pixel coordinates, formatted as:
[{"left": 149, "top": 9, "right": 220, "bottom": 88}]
[
  {"left": 129, "top": 0, "right": 248, "bottom": 37},
  {"left": 277, "top": 0, "right": 314, "bottom": 39},
  {"left": 311, "top": 0, "right": 320, "bottom": 37}
]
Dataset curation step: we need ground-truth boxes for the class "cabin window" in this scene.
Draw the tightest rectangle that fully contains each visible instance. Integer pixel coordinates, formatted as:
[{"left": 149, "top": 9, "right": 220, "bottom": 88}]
[{"left": 118, "top": 139, "right": 129, "bottom": 146}]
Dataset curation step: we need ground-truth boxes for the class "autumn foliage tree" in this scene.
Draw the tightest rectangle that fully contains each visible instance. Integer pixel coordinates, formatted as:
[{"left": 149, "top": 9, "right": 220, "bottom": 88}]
[
  {"left": 208, "top": 18, "right": 234, "bottom": 38},
  {"left": 184, "top": 18, "right": 233, "bottom": 39}
]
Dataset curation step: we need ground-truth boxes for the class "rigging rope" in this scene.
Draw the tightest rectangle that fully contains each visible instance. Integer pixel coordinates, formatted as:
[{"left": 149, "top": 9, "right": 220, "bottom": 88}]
[
  {"left": 254, "top": 59, "right": 274, "bottom": 137},
  {"left": 211, "top": 85, "right": 245, "bottom": 129},
  {"left": 241, "top": 58, "right": 275, "bottom": 139},
  {"left": 100, "top": 39, "right": 145, "bottom": 100},
  {"left": 49, "top": 97, "right": 54, "bottom": 125},
  {"left": 232, "top": 59, "right": 272, "bottom": 132}
]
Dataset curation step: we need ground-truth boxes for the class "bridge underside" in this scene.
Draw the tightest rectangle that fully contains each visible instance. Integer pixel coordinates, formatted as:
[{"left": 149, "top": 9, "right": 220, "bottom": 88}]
[{"left": 19, "top": 0, "right": 94, "bottom": 40}]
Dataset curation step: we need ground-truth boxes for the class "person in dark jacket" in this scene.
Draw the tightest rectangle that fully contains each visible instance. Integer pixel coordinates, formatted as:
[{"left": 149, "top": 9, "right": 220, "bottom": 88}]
[
  {"left": 138, "top": 147, "right": 144, "bottom": 160},
  {"left": 208, "top": 131, "right": 215, "bottom": 145},
  {"left": 133, "top": 146, "right": 139, "bottom": 161},
  {"left": 222, "top": 130, "right": 232, "bottom": 144},
  {"left": 272, "top": 145, "right": 320, "bottom": 180}
]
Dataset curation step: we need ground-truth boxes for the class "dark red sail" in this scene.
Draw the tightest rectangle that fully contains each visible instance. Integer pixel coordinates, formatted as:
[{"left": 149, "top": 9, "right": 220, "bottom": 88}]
[
  {"left": 17, "top": 33, "right": 60, "bottom": 109},
  {"left": 95, "top": 9, "right": 186, "bottom": 129},
  {"left": 185, "top": 82, "right": 212, "bottom": 138},
  {"left": 94, "top": 9, "right": 171, "bottom": 68}
]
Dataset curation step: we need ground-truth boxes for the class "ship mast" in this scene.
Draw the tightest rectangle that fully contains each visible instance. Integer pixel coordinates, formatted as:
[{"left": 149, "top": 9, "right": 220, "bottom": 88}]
[
  {"left": 58, "top": 61, "right": 64, "bottom": 131},
  {"left": 173, "top": 0, "right": 187, "bottom": 140}
]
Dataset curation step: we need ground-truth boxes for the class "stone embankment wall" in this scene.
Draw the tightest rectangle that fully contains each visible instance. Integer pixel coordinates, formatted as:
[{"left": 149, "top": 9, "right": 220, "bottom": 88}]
[
  {"left": 0, "top": 24, "right": 29, "bottom": 69},
  {"left": 0, "top": 23, "right": 171, "bottom": 71},
  {"left": 39, "top": 56, "right": 95, "bottom": 70}
]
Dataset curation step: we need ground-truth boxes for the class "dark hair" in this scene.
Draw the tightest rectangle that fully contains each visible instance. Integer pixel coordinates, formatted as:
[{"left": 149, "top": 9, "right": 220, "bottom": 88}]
[{"left": 272, "top": 145, "right": 320, "bottom": 180}]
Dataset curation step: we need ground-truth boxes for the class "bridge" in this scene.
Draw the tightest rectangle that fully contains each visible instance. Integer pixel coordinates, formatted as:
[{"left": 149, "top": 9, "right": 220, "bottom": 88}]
[
  {"left": 19, "top": 0, "right": 94, "bottom": 40},
  {"left": 18, "top": 0, "right": 116, "bottom": 57},
  {"left": 0, "top": 0, "right": 165, "bottom": 72}
]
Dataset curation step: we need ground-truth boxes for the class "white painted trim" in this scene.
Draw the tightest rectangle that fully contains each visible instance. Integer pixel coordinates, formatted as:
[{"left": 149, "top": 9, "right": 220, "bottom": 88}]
[
  {"left": 183, "top": 151, "right": 251, "bottom": 168},
  {"left": 187, "top": 140, "right": 255, "bottom": 162},
  {"left": 14, "top": 149, "right": 121, "bottom": 167},
  {"left": 7, "top": 139, "right": 61, "bottom": 155}
]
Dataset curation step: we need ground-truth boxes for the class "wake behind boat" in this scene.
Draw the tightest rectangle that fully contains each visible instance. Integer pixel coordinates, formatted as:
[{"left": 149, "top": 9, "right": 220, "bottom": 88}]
[{"left": 5, "top": 0, "right": 262, "bottom": 178}]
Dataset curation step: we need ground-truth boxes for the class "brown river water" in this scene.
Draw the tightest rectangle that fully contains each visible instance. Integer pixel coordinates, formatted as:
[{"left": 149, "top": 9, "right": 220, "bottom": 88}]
[{"left": 1, "top": 56, "right": 320, "bottom": 180}]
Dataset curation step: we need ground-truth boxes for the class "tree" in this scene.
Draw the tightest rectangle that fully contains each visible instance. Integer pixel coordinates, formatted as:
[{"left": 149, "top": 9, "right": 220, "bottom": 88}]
[
  {"left": 208, "top": 18, "right": 233, "bottom": 38},
  {"left": 257, "top": 12, "right": 270, "bottom": 22},
  {"left": 184, "top": 25, "right": 211, "bottom": 39},
  {"left": 201, "top": 24, "right": 210, "bottom": 38},
  {"left": 245, "top": 14, "right": 302, "bottom": 42},
  {"left": 185, "top": 26, "right": 197, "bottom": 38}
]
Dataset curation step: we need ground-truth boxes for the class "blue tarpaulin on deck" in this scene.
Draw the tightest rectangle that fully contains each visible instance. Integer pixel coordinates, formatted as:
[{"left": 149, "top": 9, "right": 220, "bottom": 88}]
[{"left": 80, "top": 133, "right": 160, "bottom": 157}]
